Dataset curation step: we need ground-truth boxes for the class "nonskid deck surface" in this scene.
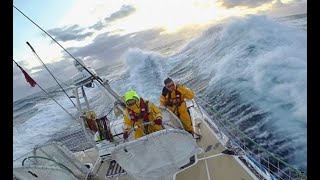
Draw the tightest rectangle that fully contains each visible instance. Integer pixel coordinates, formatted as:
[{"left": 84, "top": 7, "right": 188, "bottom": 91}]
[
  {"left": 73, "top": 116, "right": 256, "bottom": 180},
  {"left": 174, "top": 117, "right": 256, "bottom": 180}
]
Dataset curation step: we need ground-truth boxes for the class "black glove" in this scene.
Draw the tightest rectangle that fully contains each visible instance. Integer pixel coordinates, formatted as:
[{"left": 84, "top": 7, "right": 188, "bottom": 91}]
[
  {"left": 162, "top": 87, "right": 168, "bottom": 96},
  {"left": 123, "top": 131, "right": 129, "bottom": 139}
]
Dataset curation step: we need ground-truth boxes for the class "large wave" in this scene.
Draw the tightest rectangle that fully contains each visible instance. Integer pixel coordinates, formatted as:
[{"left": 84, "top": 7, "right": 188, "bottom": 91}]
[{"left": 116, "top": 15, "right": 307, "bottom": 172}]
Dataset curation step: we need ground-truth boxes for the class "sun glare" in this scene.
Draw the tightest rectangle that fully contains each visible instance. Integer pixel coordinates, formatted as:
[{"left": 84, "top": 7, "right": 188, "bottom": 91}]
[
  {"left": 107, "top": 0, "right": 272, "bottom": 35},
  {"left": 108, "top": 0, "right": 225, "bottom": 34},
  {"left": 58, "top": 0, "right": 276, "bottom": 36}
]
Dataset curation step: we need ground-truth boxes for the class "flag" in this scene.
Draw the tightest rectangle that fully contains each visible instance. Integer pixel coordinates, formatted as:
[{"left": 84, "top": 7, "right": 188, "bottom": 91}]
[
  {"left": 21, "top": 68, "right": 37, "bottom": 87},
  {"left": 13, "top": 60, "right": 37, "bottom": 87}
]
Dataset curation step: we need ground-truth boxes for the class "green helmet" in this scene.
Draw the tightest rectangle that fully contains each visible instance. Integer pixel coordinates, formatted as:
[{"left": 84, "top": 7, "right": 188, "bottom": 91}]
[{"left": 124, "top": 90, "right": 140, "bottom": 102}]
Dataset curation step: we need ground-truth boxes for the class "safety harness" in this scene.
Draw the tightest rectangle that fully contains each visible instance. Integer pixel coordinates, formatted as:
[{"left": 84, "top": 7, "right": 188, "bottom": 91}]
[
  {"left": 127, "top": 98, "right": 151, "bottom": 134},
  {"left": 163, "top": 87, "right": 182, "bottom": 117}
]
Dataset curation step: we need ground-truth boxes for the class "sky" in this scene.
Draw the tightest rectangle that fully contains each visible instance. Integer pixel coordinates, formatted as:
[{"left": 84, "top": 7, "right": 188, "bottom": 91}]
[{"left": 13, "top": 0, "right": 307, "bottom": 101}]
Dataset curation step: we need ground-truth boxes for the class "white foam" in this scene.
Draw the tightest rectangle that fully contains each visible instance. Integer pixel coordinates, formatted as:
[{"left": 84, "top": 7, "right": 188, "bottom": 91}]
[
  {"left": 173, "top": 15, "right": 306, "bottom": 165},
  {"left": 13, "top": 94, "right": 78, "bottom": 160},
  {"left": 173, "top": 15, "right": 306, "bottom": 126}
]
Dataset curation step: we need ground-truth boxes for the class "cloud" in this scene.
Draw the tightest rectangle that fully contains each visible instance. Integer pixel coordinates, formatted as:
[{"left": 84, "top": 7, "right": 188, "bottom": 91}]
[
  {"left": 104, "top": 5, "right": 136, "bottom": 22},
  {"left": 13, "top": 29, "right": 160, "bottom": 101},
  {"left": 89, "top": 5, "right": 136, "bottom": 31},
  {"left": 268, "top": 0, "right": 307, "bottom": 17},
  {"left": 218, "top": 0, "right": 272, "bottom": 8},
  {"left": 218, "top": 0, "right": 307, "bottom": 13},
  {"left": 62, "top": 28, "right": 163, "bottom": 67},
  {"left": 47, "top": 24, "right": 94, "bottom": 42},
  {"left": 89, "top": 21, "right": 105, "bottom": 31}
]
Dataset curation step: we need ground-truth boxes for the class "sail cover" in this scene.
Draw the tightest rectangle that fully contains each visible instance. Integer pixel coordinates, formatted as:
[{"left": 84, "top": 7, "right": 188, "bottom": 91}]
[{"left": 111, "top": 129, "right": 202, "bottom": 180}]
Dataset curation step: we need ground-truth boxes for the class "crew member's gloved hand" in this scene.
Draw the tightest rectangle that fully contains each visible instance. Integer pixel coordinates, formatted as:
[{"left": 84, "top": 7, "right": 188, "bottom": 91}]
[
  {"left": 123, "top": 131, "right": 129, "bottom": 139},
  {"left": 162, "top": 87, "right": 168, "bottom": 96},
  {"left": 154, "top": 117, "right": 162, "bottom": 125}
]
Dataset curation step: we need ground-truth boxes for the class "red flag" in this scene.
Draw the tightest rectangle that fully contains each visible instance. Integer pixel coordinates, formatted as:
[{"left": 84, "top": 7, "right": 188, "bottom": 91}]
[
  {"left": 13, "top": 59, "right": 37, "bottom": 87},
  {"left": 21, "top": 68, "right": 37, "bottom": 87}
]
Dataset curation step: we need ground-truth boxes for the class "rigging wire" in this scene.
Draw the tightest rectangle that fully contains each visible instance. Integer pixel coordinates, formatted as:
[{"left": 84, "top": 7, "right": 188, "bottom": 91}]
[
  {"left": 55, "top": 76, "right": 70, "bottom": 88},
  {"left": 26, "top": 41, "right": 77, "bottom": 108},
  {"left": 13, "top": 5, "right": 125, "bottom": 105},
  {"left": 13, "top": 59, "right": 80, "bottom": 124}
]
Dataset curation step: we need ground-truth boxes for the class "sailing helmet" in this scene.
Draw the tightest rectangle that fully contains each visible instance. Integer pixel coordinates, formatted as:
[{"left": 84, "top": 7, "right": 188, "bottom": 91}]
[{"left": 124, "top": 90, "right": 140, "bottom": 103}]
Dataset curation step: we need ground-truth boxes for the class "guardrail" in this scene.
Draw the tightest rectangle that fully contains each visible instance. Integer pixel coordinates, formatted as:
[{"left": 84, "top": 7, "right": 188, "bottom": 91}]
[{"left": 193, "top": 97, "right": 306, "bottom": 180}]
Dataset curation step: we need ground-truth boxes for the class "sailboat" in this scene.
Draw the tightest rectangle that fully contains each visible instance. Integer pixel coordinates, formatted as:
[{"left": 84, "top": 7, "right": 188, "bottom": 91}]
[
  {"left": 13, "top": 4, "right": 306, "bottom": 179},
  {"left": 13, "top": 58, "right": 306, "bottom": 180}
]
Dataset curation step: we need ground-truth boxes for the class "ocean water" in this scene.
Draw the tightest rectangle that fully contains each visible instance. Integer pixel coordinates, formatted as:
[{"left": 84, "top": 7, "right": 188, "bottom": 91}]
[{"left": 13, "top": 13, "right": 307, "bottom": 174}]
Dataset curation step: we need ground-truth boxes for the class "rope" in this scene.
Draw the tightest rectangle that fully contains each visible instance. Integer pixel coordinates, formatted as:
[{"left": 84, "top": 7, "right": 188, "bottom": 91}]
[
  {"left": 106, "top": 104, "right": 116, "bottom": 117},
  {"left": 123, "top": 121, "right": 186, "bottom": 145},
  {"left": 193, "top": 95, "right": 305, "bottom": 178},
  {"left": 125, "top": 120, "right": 182, "bottom": 136},
  {"left": 126, "top": 122, "right": 154, "bottom": 138},
  {"left": 162, "top": 122, "right": 179, "bottom": 129}
]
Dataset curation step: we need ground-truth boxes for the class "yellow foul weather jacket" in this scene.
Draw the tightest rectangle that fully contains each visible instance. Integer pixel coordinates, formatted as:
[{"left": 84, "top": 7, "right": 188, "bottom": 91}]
[
  {"left": 160, "top": 84, "right": 194, "bottom": 132},
  {"left": 123, "top": 99, "right": 163, "bottom": 139}
]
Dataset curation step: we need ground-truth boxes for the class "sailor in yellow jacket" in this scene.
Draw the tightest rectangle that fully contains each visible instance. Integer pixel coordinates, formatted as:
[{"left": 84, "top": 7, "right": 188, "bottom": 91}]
[
  {"left": 123, "top": 90, "right": 163, "bottom": 140},
  {"left": 160, "top": 77, "right": 194, "bottom": 135}
]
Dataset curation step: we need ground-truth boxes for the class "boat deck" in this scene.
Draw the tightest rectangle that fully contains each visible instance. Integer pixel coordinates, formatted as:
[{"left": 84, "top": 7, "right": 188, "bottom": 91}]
[
  {"left": 174, "top": 117, "right": 256, "bottom": 180},
  {"left": 74, "top": 115, "right": 257, "bottom": 180},
  {"left": 74, "top": 148, "right": 129, "bottom": 180}
]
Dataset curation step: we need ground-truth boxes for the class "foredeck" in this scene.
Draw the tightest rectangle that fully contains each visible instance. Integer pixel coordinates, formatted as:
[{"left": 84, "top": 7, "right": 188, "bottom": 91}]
[{"left": 174, "top": 117, "right": 256, "bottom": 180}]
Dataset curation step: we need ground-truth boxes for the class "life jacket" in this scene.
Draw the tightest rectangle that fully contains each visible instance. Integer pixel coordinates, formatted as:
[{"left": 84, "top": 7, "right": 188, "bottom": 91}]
[
  {"left": 84, "top": 111, "right": 98, "bottom": 132},
  {"left": 163, "top": 87, "right": 182, "bottom": 107},
  {"left": 127, "top": 98, "right": 149, "bottom": 122}
]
